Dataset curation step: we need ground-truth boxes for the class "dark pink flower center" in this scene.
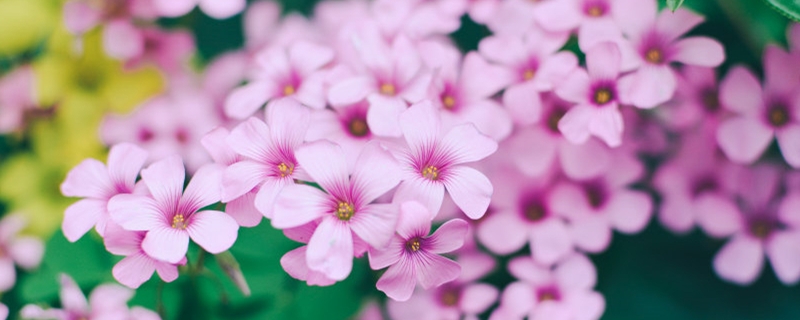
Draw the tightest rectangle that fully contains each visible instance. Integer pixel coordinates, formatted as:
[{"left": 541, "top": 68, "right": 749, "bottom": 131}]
[
  {"left": 537, "top": 286, "right": 562, "bottom": 302},
  {"left": 137, "top": 127, "right": 154, "bottom": 142},
  {"left": 699, "top": 88, "right": 721, "bottom": 113},
  {"left": 748, "top": 218, "right": 777, "bottom": 239},
  {"left": 520, "top": 195, "right": 550, "bottom": 223},
  {"left": 592, "top": 87, "right": 614, "bottom": 106},
  {"left": 546, "top": 105, "right": 568, "bottom": 134},
  {"left": 582, "top": 180, "right": 609, "bottom": 209},
  {"left": 691, "top": 175, "right": 718, "bottom": 198},
  {"left": 438, "top": 284, "right": 462, "bottom": 307},
  {"left": 765, "top": 101, "right": 791, "bottom": 128},
  {"left": 405, "top": 237, "right": 423, "bottom": 253},
  {"left": 583, "top": 0, "right": 608, "bottom": 17},
  {"left": 335, "top": 201, "right": 355, "bottom": 221}
]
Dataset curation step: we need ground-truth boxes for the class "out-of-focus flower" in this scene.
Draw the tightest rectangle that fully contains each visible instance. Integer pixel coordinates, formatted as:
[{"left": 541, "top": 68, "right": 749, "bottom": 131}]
[
  {"left": 152, "top": 0, "right": 246, "bottom": 19},
  {"left": 0, "top": 215, "right": 44, "bottom": 292},
  {"left": 369, "top": 201, "right": 468, "bottom": 301},
  {"left": 0, "top": 66, "right": 37, "bottom": 134},
  {"left": 657, "top": 66, "right": 723, "bottom": 130}
]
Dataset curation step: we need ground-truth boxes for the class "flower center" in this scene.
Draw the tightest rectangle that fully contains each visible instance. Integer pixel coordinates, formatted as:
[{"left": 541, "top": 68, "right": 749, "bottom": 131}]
[
  {"left": 421, "top": 165, "right": 440, "bottom": 181},
  {"left": 442, "top": 95, "right": 456, "bottom": 110},
  {"left": 405, "top": 237, "right": 422, "bottom": 252},
  {"left": 380, "top": 83, "right": 396, "bottom": 96},
  {"left": 523, "top": 202, "right": 548, "bottom": 222},
  {"left": 546, "top": 107, "right": 568, "bottom": 133},
  {"left": 749, "top": 219, "right": 775, "bottom": 239},
  {"left": 593, "top": 88, "right": 613, "bottom": 105},
  {"left": 277, "top": 162, "right": 294, "bottom": 178},
  {"left": 283, "top": 84, "right": 296, "bottom": 96},
  {"left": 645, "top": 48, "right": 664, "bottom": 64},
  {"left": 523, "top": 69, "right": 535, "bottom": 81},
  {"left": 172, "top": 214, "right": 188, "bottom": 229},
  {"left": 439, "top": 286, "right": 461, "bottom": 307},
  {"left": 537, "top": 287, "right": 561, "bottom": 302},
  {"left": 583, "top": 181, "right": 608, "bottom": 209},
  {"left": 348, "top": 117, "right": 369, "bottom": 137},
  {"left": 700, "top": 88, "right": 720, "bottom": 113},
  {"left": 336, "top": 201, "right": 355, "bottom": 221},
  {"left": 767, "top": 104, "right": 790, "bottom": 128},
  {"left": 586, "top": 5, "right": 604, "bottom": 17}
]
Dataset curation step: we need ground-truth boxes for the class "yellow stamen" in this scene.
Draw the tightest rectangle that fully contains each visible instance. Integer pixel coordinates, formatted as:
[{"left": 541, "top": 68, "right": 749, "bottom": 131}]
[
  {"left": 769, "top": 107, "right": 789, "bottom": 127},
  {"left": 283, "top": 85, "right": 296, "bottom": 96},
  {"left": 594, "top": 89, "right": 612, "bottom": 105},
  {"left": 277, "top": 162, "right": 294, "bottom": 177},
  {"left": 587, "top": 6, "right": 603, "bottom": 17},
  {"left": 172, "top": 214, "right": 187, "bottom": 229},
  {"left": 523, "top": 69, "right": 535, "bottom": 81},
  {"left": 442, "top": 95, "right": 456, "bottom": 109},
  {"left": 349, "top": 118, "right": 369, "bottom": 137},
  {"left": 539, "top": 292, "right": 556, "bottom": 302},
  {"left": 421, "top": 165, "right": 439, "bottom": 181},
  {"left": 380, "top": 83, "right": 396, "bottom": 96},
  {"left": 406, "top": 238, "right": 421, "bottom": 252},
  {"left": 336, "top": 202, "right": 355, "bottom": 221},
  {"left": 645, "top": 48, "right": 663, "bottom": 64}
]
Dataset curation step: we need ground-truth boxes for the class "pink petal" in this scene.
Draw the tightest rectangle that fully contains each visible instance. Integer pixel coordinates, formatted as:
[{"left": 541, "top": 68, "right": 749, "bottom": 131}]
[
  {"left": 499, "top": 281, "right": 535, "bottom": 317},
  {"left": 272, "top": 184, "right": 329, "bottom": 229},
  {"left": 790, "top": 23, "right": 800, "bottom": 52},
  {"left": 656, "top": 8, "right": 705, "bottom": 42},
  {"left": 198, "top": 0, "right": 245, "bottom": 19},
  {"left": 154, "top": 260, "right": 180, "bottom": 283},
  {"left": 716, "top": 117, "right": 773, "bottom": 164},
  {"left": 368, "top": 236, "right": 404, "bottom": 270},
  {"left": 393, "top": 179, "right": 446, "bottom": 220},
  {"left": 61, "top": 159, "right": 113, "bottom": 199},
  {"left": 224, "top": 81, "right": 276, "bottom": 120},
  {"left": 719, "top": 66, "right": 762, "bottom": 115},
  {"left": 477, "top": 213, "right": 529, "bottom": 255},
  {"left": 112, "top": 253, "right": 157, "bottom": 289},
  {"left": 295, "top": 140, "right": 349, "bottom": 193},
  {"left": 227, "top": 117, "right": 272, "bottom": 161},
  {"left": 457, "top": 99, "right": 514, "bottom": 141},
  {"left": 713, "top": 236, "right": 764, "bottom": 285},
  {"left": 266, "top": 98, "right": 311, "bottom": 147},
  {"left": 397, "top": 201, "right": 433, "bottom": 239},
  {"left": 558, "top": 138, "right": 611, "bottom": 180},
  {"left": 153, "top": 0, "right": 196, "bottom": 17},
  {"left": 59, "top": 274, "right": 88, "bottom": 314},
  {"left": 530, "top": 219, "right": 573, "bottom": 265},
  {"left": 478, "top": 35, "right": 526, "bottom": 66},
  {"left": 659, "top": 196, "right": 695, "bottom": 233},
  {"left": 187, "top": 210, "right": 239, "bottom": 254},
  {"left": 180, "top": 164, "right": 223, "bottom": 213},
  {"left": 443, "top": 166, "right": 493, "bottom": 220},
  {"left": 9, "top": 236, "right": 43, "bottom": 269},
  {"left": 328, "top": 76, "right": 375, "bottom": 106},
  {"left": 671, "top": 37, "right": 725, "bottom": 67},
  {"left": 0, "top": 302, "right": 6, "bottom": 320},
  {"left": 532, "top": 0, "right": 581, "bottom": 32},
  {"left": 461, "top": 283, "right": 499, "bottom": 315},
  {"left": 367, "top": 94, "right": 407, "bottom": 137},
  {"left": 566, "top": 291, "right": 606, "bottom": 320},
  {"left": 440, "top": 124, "right": 498, "bottom": 165},
  {"left": 227, "top": 190, "right": 264, "bottom": 226},
  {"left": 376, "top": 256, "right": 416, "bottom": 301},
  {"left": 108, "top": 194, "right": 164, "bottom": 231},
  {"left": 201, "top": 127, "right": 238, "bottom": 166},
  {"left": 427, "top": 218, "right": 469, "bottom": 254},
  {"left": 253, "top": 178, "right": 287, "bottom": 219},
  {"left": 294, "top": 77, "right": 327, "bottom": 110},
  {"left": 289, "top": 41, "right": 335, "bottom": 76},
  {"left": 554, "top": 253, "right": 597, "bottom": 290},
  {"left": 578, "top": 20, "right": 641, "bottom": 72},
  {"left": 554, "top": 69, "right": 590, "bottom": 104},
  {"left": 606, "top": 190, "right": 652, "bottom": 234},
  {"left": 281, "top": 246, "right": 337, "bottom": 286},
  {"left": 415, "top": 251, "right": 461, "bottom": 289},
  {"left": 509, "top": 128, "right": 557, "bottom": 177},
  {"left": 222, "top": 161, "right": 269, "bottom": 202},
  {"left": 569, "top": 216, "right": 612, "bottom": 253},
  {"left": 586, "top": 42, "right": 621, "bottom": 80},
  {"left": 777, "top": 124, "right": 800, "bottom": 168},
  {"left": 588, "top": 105, "right": 624, "bottom": 147},
  {"left": 62, "top": 199, "right": 105, "bottom": 242},
  {"left": 107, "top": 143, "right": 148, "bottom": 193},
  {"left": 102, "top": 20, "right": 144, "bottom": 60},
  {"left": 142, "top": 226, "right": 189, "bottom": 264},
  {"left": 534, "top": 52, "right": 579, "bottom": 91},
  {"left": 765, "top": 45, "right": 800, "bottom": 93},
  {"left": 140, "top": 156, "right": 185, "bottom": 211},
  {"left": 306, "top": 218, "right": 354, "bottom": 281},
  {"left": 766, "top": 231, "right": 800, "bottom": 284},
  {"left": 63, "top": 1, "right": 101, "bottom": 34},
  {"left": 779, "top": 192, "right": 800, "bottom": 228},
  {"left": 461, "top": 52, "right": 515, "bottom": 100},
  {"left": 503, "top": 82, "right": 543, "bottom": 126},
  {"left": 352, "top": 141, "right": 402, "bottom": 204},
  {"left": 0, "top": 259, "right": 14, "bottom": 292},
  {"left": 612, "top": 0, "right": 657, "bottom": 36},
  {"left": 558, "top": 105, "right": 595, "bottom": 144},
  {"left": 350, "top": 203, "right": 398, "bottom": 249},
  {"left": 619, "top": 65, "right": 677, "bottom": 109},
  {"left": 399, "top": 100, "right": 440, "bottom": 149},
  {"left": 103, "top": 223, "right": 141, "bottom": 256}
]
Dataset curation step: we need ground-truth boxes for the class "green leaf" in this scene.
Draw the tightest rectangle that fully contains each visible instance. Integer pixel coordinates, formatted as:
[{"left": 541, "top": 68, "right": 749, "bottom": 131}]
[
  {"left": 765, "top": 0, "right": 800, "bottom": 21},
  {"left": 667, "top": 0, "right": 686, "bottom": 11}
]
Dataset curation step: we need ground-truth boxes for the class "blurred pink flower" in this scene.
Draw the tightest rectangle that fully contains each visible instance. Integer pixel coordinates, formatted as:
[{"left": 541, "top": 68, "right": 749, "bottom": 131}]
[
  {"left": 0, "top": 215, "right": 44, "bottom": 292},
  {"left": 153, "top": 0, "right": 245, "bottom": 19},
  {"left": 0, "top": 303, "right": 6, "bottom": 320},
  {"left": 393, "top": 101, "right": 497, "bottom": 219},
  {"left": 61, "top": 143, "right": 148, "bottom": 241},
  {"left": 0, "top": 66, "right": 36, "bottom": 134},
  {"left": 533, "top": 0, "right": 657, "bottom": 35},
  {"left": 109, "top": 156, "right": 238, "bottom": 264},
  {"left": 104, "top": 222, "right": 181, "bottom": 289},
  {"left": 305, "top": 99, "right": 379, "bottom": 170},
  {"left": 272, "top": 140, "right": 402, "bottom": 280},
  {"left": 370, "top": 0, "right": 465, "bottom": 39},
  {"left": 369, "top": 201, "right": 468, "bottom": 301},
  {"left": 657, "top": 66, "right": 722, "bottom": 130}
]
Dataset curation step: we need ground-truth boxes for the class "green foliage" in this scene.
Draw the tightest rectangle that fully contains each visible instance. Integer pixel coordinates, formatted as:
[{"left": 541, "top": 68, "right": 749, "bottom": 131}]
[
  {"left": 667, "top": 0, "right": 686, "bottom": 12},
  {"left": 765, "top": 0, "right": 800, "bottom": 21}
]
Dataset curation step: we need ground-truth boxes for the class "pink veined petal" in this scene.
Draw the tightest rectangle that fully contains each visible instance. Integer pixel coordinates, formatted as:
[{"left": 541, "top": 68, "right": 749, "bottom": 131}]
[
  {"left": 154, "top": 260, "right": 180, "bottom": 283},
  {"left": 0, "top": 258, "right": 15, "bottom": 292},
  {"left": 671, "top": 37, "right": 725, "bottom": 67},
  {"left": 461, "top": 52, "right": 515, "bottom": 100},
  {"left": 588, "top": 104, "right": 624, "bottom": 147},
  {"left": 586, "top": 42, "right": 622, "bottom": 80},
  {"left": 108, "top": 194, "right": 164, "bottom": 231},
  {"left": 533, "top": 52, "right": 579, "bottom": 92},
  {"left": 656, "top": 8, "right": 705, "bottom": 43},
  {"left": 103, "top": 223, "right": 141, "bottom": 256},
  {"left": 8, "top": 236, "right": 43, "bottom": 269},
  {"left": 224, "top": 80, "right": 276, "bottom": 120},
  {"left": 267, "top": 98, "right": 311, "bottom": 148},
  {"left": 618, "top": 66, "right": 677, "bottom": 109},
  {"left": 107, "top": 143, "right": 148, "bottom": 193},
  {"left": 719, "top": 66, "right": 763, "bottom": 115},
  {"left": 295, "top": 140, "right": 349, "bottom": 194},
  {"left": 62, "top": 199, "right": 105, "bottom": 242},
  {"left": 351, "top": 141, "right": 402, "bottom": 204},
  {"left": 440, "top": 124, "right": 498, "bottom": 165},
  {"left": 142, "top": 226, "right": 190, "bottom": 264},
  {"left": 367, "top": 94, "right": 408, "bottom": 137},
  {"left": 558, "top": 105, "right": 595, "bottom": 145},
  {"left": 509, "top": 127, "right": 557, "bottom": 177},
  {"left": 426, "top": 219, "right": 469, "bottom": 254},
  {"left": 153, "top": 0, "right": 197, "bottom": 17},
  {"left": 61, "top": 159, "right": 113, "bottom": 199},
  {"left": 306, "top": 218, "right": 354, "bottom": 281},
  {"left": 102, "top": 20, "right": 145, "bottom": 61},
  {"left": 530, "top": 219, "right": 573, "bottom": 265},
  {"left": 461, "top": 283, "right": 500, "bottom": 315},
  {"left": 399, "top": 100, "right": 440, "bottom": 149},
  {"left": 504, "top": 82, "right": 544, "bottom": 126},
  {"left": 477, "top": 213, "right": 529, "bottom": 255},
  {"left": 376, "top": 256, "right": 417, "bottom": 301},
  {"left": 368, "top": 236, "right": 405, "bottom": 270},
  {"left": 328, "top": 76, "right": 375, "bottom": 106},
  {"left": 569, "top": 216, "right": 612, "bottom": 253},
  {"left": 289, "top": 41, "right": 334, "bottom": 76},
  {"left": 716, "top": 117, "right": 774, "bottom": 164},
  {"left": 226, "top": 117, "right": 272, "bottom": 161},
  {"left": 713, "top": 236, "right": 765, "bottom": 285},
  {"left": 201, "top": 127, "right": 238, "bottom": 165},
  {"left": 606, "top": 190, "right": 652, "bottom": 234},
  {"left": 766, "top": 231, "right": 800, "bottom": 285},
  {"left": 558, "top": 138, "right": 612, "bottom": 180},
  {"left": 63, "top": 0, "right": 101, "bottom": 34},
  {"left": 350, "top": 203, "right": 398, "bottom": 249},
  {"left": 554, "top": 253, "right": 597, "bottom": 291},
  {"left": 415, "top": 251, "right": 461, "bottom": 289},
  {"left": 187, "top": 210, "right": 239, "bottom": 254},
  {"left": 393, "top": 179, "right": 446, "bottom": 220},
  {"left": 198, "top": 0, "right": 246, "bottom": 19},
  {"left": 180, "top": 164, "right": 223, "bottom": 214},
  {"left": 776, "top": 125, "right": 800, "bottom": 168},
  {"left": 252, "top": 178, "right": 287, "bottom": 219},
  {"left": 112, "top": 252, "right": 157, "bottom": 289},
  {"left": 555, "top": 69, "right": 591, "bottom": 104},
  {"left": 281, "top": 246, "right": 337, "bottom": 286},
  {"left": 457, "top": 99, "right": 514, "bottom": 141},
  {"left": 271, "top": 184, "right": 329, "bottom": 229},
  {"left": 222, "top": 160, "right": 269, "bottom": 202},
  {"left": 532, "top": 0, "right": 581, "bottom": 32},
  {"left": 227, "top": 190, "right": 264, "bottom": 226},
  {"left": 443, "top": 166, "right": 493, "bottom": 220},
  {"left": 499, "top": 281, "right": 536, "bottom": 317},
  {"left": 140, "top": 156, "right": 185, "bottom": 211},
  {"left": 59, "top": 274, "right": 88, "bottom": 314},
  {"left": 612, "top": 0, "right": 657, "bottom": 37},
  {"left": 396, "top": 201, "right": 433, "bottom": 239}
]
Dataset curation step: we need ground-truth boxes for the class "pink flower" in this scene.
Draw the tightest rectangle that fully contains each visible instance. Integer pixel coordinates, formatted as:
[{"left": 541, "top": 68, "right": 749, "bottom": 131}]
[
  {"left": 369, "top": 0, "right": 465, "bottom": 39},
  {"left": 0, "top": 66, "right": 36, "bottom": 134},
  {"left": 550, "top": 151, "right": 652, "bottom": 253},
  {"left": 478, "top": 28, "right": 577, "bottom": 127},
  {"left": 393, "top": 101, "right": 497, "bottom": 219},
  {"left": 121, "top": 27, "right": 195, "bottom": 75},
  {"left": 225, "top": 41, "right": 334, "bottom": 119},
  {"left": 421, "top": 41, "right": 515, "bottom": 140},
  {"left": 716, "top": 46, "right": 800, "bottom": 167},
  {"left": 0, "top": 215, "right": 44, "bottom": 292},
  {"left": 657, "top": 66, "right": 722, "bottom": 130},
  {"left": 555, "top": 42, "right": 626, "bottom": 147},
  {"left": 279, "top": 221, "right": 349, "bottom": 287},
  {"left": 153, "top": 0, "right": 245, "bottom": 19},
  {"left": 618, "top": 8, "right": 725, "bottom": 109},
  {"left": 491, "top": 254, "right": 604, "bottom": 320},
  {"left": 103, "top": 222, "right": 181, "bottom": 289},
  {"left": 109, "top": 156, "right": 239, "bottom": 264},
  {"left": 61, "top": 143, "right": 148, "bottom": 241},
  {"left": 532, "top": 0, "right": 657, "bottom": 35},
  {"left": 20, "top": 274, "right": 159, "bottom": 320},
  {"left": 697, "top": 165, "right": 800, "bottom": 285},
  {"left": 272, "top": 140, "right": 402, "bottom": 280},
  {"left": 328, "top": 35, "right": 432, "bottom": 137},
  {"left": 0, "top": 303, "right": 6, "bottom": 320},
  {"left": 369, "top": 201, "right": 468, "bottom": 301},
  {"left": 63, "top": 0, "right": 158, "bottom": 36},
  {"left": 222, "top": 99, "right": 311, "bottom": 219},
  {"left": 467, "top": 0, "right": 501, "bottom": 24},
  {"left": 305, "top": 100, "right": 378, "bottom": 169}
]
